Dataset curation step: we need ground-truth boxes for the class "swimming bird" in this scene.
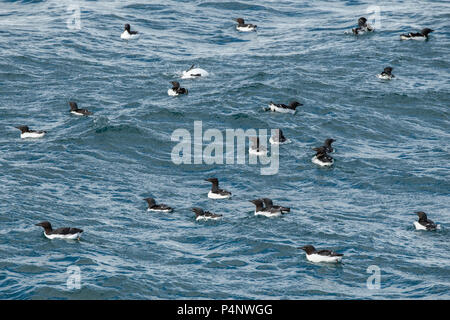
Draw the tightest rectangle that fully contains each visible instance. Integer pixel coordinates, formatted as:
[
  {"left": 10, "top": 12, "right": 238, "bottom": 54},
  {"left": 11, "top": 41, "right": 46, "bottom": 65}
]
[
  {"left": 312, "top": 146, "right": 334, "bottom": 167},
  {"left": 181, "top": 64, "right": 209, "bottom": 79},
  {"left": 250, "top": 199, "right": 284, "bottom": 217},
  {"left": 377, "top": 67, "right": 395, "bottom": 80},
  {"left": 192, "top": 208, "right": 222, "bottom": 221},
  {"left": 205, "top": 178, "right": 232, "bottom": 199},
  {"left": 322, "top": 138, "right": 336, "bottom": 153},
  {"left": 15, "top": 125, "right": 46, "bottom": 139},
  {"left": 269, "top": 129, "right": 289, "bottom": 145},
  {"left": 144, "top": 198, "right": 173, "bottom": 213},
  {"left": 69, "top": 101, "right": 93, "bottom": 116},
  {"left": 249, "top": 137, "right": 267, "bottom": 156},
  {"left": 262, "top": 198, "right": 290, "bottom": 213},
  {"left": 352, "top": 17, "right": 374, "bottom": 35},
  {"left": 267, "top": 101, "right": 302, "bottom": 114},
  {"left": 168, "top": 81, "right": 188, "bottom": 96},
  {"left": 299, "top": 245, "right": 343, "bottom": 263},
  {"left": 400, "top": 28, "right": 433, "bottom": 40},
  {"left": 414, "top": 211, "right": 437, "bottom": 231},
  {"left": 35, "top": 221, "right": 83, "bottom": 240},
  {"left": 121, "top": 23, "right": 139, "bottom": 39},
  {"left": 234, "top": 18, "right": 257, "bottom": 32}
]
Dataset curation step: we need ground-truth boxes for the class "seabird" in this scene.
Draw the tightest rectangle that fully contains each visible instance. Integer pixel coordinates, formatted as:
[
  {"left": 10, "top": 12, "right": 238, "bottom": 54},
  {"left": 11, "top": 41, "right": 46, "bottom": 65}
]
[
  {"left": 377, "top": 67, "right": 395, "bottom": 80},
  {"left": 249, "top": 137, "right": 267, "bottom": 156},
  {"left": 299, "top": 245, "right": 343, "bottom": 263},
  {"left": 144, "top": 198, "right": 173, "bottom": 213},
  {"left": 262, "top": 198, "right": 290, "bottom": 213},
  {"left": 15, "top": 125, "right": 46, "bottom": 139},
  {"left": 250, "top": 199, "right": 284, "bottom": 217},
  {"left": 322, "top": 138, "right": 336, "bottom": 153},
  {"left": 234, "top": 18, "right": 257, "bottom": 32},
  {"left": 400, "top": 28, "right": 434, "bottom": 40},
  {"left": 35, "top": 221, "right": 83, "bottom": 240},
  {"left": 192, "top": 207, "right": 222, "bottom": 221},
  {"left": 414, "top": 211, "right": 438, "bottom": 231},
  {"left": 121, "top": 23, "right": 139, "bottom": 40},
  {"left": 69, "top": 102, "right": 93, "bottom": 116},
  {"left": 352, "top": 17, "right": 374, "bottom": 35},
  {"left": 205, "top": 178, "right": 231, "bottom": 199},
  {"left": 269, "top": 129, "right": 289, "bottom": 145},
  {"left": 181, "top": 64, "right": 209, "bottom": 79},
  {"left": 267, "top": 101, "right": 302, "bottom": 114},
  {"left": 168, "top": 81, "right": 188, "bottom": 96},
  {"left": 312, "top": 146, "right": 334, "bottom": 167}
]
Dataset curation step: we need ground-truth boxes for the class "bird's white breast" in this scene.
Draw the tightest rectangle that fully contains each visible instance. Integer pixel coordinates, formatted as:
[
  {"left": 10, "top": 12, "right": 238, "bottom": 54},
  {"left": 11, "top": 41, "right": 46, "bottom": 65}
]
[
  {"left": 44, "top": 232, "right": 81, "bottom": 240},
  {"left": 237, "top": 25, "right": 256, "bottom": 32},
  {"left": 312, "top": 156, "right": 333, "bottom": 167},
  {"left": 181, "top": 68, "right": 209, "bottom": 79},
  {"left": 208, "top": 191, "right": 231, "bottom": 199},
  {"left": 21, "top": 132, "right": 45, "bottom": 139},
  {"left": 255, "top": 210, "right": 281, "bottom": 218},
  {"left": 269, "top": 103, "right": 296, "bottom": 114},
  {"left": 306, "top": 253, "right": 342, "bottom": 263},
  {"left": 167, "top": 89, "right": 178, "bottom": 96}
]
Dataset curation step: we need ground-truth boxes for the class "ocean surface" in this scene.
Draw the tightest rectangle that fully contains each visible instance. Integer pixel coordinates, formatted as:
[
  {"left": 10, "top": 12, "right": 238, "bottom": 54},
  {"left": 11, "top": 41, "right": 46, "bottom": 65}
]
[{"left": 0, "top": 0, "right": 449, "bottom": 299}]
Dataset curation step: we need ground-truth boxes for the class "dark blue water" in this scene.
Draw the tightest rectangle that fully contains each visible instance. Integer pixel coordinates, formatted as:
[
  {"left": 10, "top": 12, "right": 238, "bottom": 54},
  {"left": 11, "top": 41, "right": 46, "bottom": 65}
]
[{"left": 0, "top": 0, "right": 449, "bottom": 299}]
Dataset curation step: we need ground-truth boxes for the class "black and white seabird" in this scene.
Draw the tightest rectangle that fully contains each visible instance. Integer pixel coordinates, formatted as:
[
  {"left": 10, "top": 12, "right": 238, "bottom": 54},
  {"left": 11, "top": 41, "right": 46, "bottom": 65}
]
[
  {"left": 234, "top": 18, "right": 257, "bottom": 32},
  {"left": 377, "top": 67, "right": 395, "bottom": 80},
  {"left": 400, "top": 28, "right": 434, "bottom": 40},
  {"left": 269, "top": 129, "right": 289, "bottom": 145},
  {"left": 322, "top": 138, "right": 336, "bottom": 153},
  {"left": 35, "top": 221, "right": 83, "bottom": 240},
  {"left": 69, "top": 102, "right": 93, "bottom": 116},
  {"left": 144, "top": 198, "right": 173, "bottom": 213},
  {"left": 352, "top": 17, "right": 374, "bottom": 35},
  {"left": 250, "top": 199, "right": 285, "bottom": 217},
  {"left": 15, "top": 125, "right": 46, "bottom": 139},
  {"left": 299, "top": 245, "right": 343, "bottom": 263},
  {"left": 168, "top": 81, "right": 188, "bottom": 96},
  {"left": 205, "top": 178, "right": 231, "bottom": 199},
  {"left": 121, "top": 23, "right": 139, "bottom": 39},
  {"left": 262, "top": 198, "right": 290, "bottom": 213},
  {"left": 192, "top": 207, "right": 222, "bottom": 221},
  {"left": 312, "top": 146, "right": 334, "bottom": 167},
  {"left": 249, "top": 137, "right": 267, "bottom": 156},
  {"left": 414, "top": 211, "right": 438, "bottom": 231},
  {"left": 181, "top": 64, "right": 209, "bottom": 79},
  {"left": 267, "top": 101, "right": 302, "bottom": 114}
]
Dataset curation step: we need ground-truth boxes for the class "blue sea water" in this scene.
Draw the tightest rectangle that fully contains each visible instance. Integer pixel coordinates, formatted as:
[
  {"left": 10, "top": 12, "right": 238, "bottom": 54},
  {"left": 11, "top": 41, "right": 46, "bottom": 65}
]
[{"left": 0, "top": 0, "right": 449, "bottom": 299}]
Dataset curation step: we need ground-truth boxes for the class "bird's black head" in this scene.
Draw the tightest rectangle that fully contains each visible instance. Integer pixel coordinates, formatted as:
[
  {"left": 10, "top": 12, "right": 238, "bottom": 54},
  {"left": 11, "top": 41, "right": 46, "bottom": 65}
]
[
  {"left": 171, "top": 81, "right": 180, "bottom": 88},
  {"left": 250, "top": 199, "right": 263, "bottom": 206},
  {"left": 416, "top": 211, "right": 427, "bottom": 220},
  {"left": 299, "top": 245, "right": 316, "bottom": 254},
  {"left": 16, "top": 125, "right": 30, "bottom": 133},
  {"left": 124, "top": 24, "right": 131, "bottom": 32},
  {"left": 289, "top": 101, "right": 302, "bottom": 109},
  {"left": 144, "top": 198, "right": 156, "bottom": 207},
  {"left": 235, "top": 18, "right": 245, "bottom": 25},
  {"left": 192, "top": 207, "right": 204, "bottom": 216},
  {"left": 358, "top": 17, "right": 368, "bottom": 27},
  {"left": 69, "top": 101, "right": 78, "bottom": 111},
  {"left": 421, "top": 28, "right": 434, "bottom": 36},
  {"left": 205, "top": 177, "right": 218, "bottom": 183},
  {"left": 35, "top": 221, "right": 52, "bottom": 230},
  {"left": 383, "top": 67, "right": 393, "bottom": 74},
  {"left": 324, "top": 138, "right": 335, "bottom": 146}
]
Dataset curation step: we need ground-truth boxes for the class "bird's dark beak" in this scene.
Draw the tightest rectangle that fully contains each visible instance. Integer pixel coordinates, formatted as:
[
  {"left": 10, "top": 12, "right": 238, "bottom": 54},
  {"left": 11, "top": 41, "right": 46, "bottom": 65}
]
[{"left": 35, "top": 223, "right": 42, "bottom": 226}]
